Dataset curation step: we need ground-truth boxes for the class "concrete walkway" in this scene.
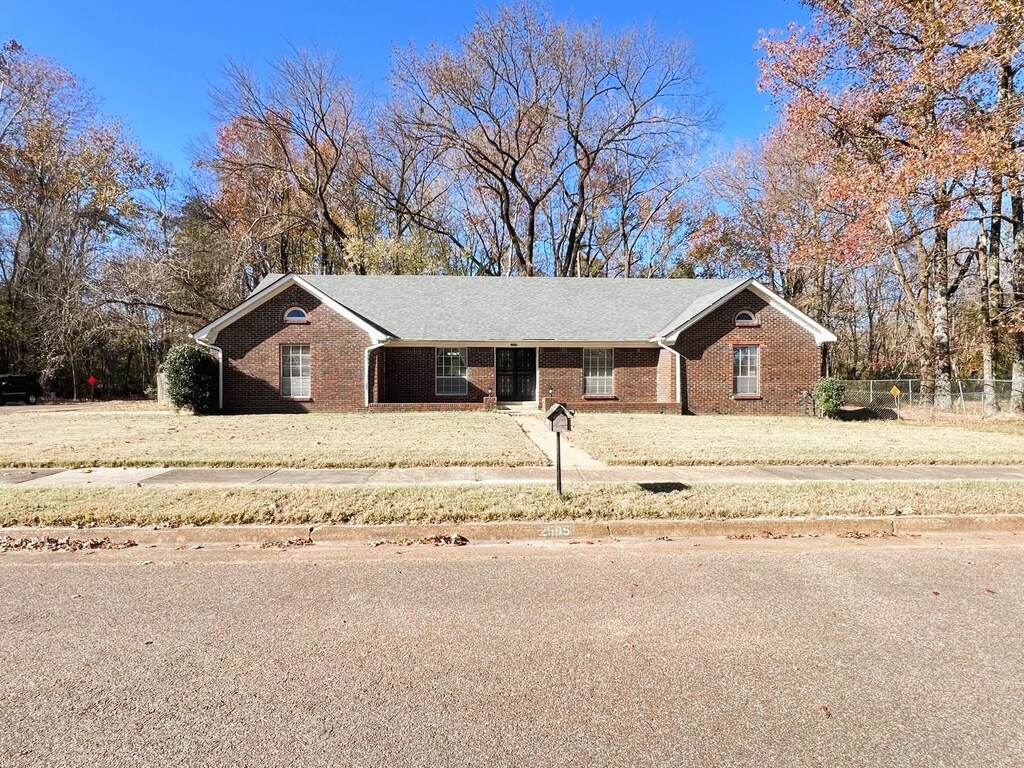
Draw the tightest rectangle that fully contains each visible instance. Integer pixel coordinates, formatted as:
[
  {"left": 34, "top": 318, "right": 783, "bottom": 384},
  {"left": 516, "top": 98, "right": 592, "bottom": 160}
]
[
  {"left": 3, "top": 464, "right": 1024, "bottom": 487},
  {"left": 508, "top": 413, "right": 605, "bottom": 468}
]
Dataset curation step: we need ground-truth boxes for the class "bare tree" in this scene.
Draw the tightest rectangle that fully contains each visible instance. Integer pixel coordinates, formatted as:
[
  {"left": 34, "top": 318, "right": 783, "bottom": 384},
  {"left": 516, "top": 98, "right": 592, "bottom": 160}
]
[
  {"left": 392, "top": 2, "right": 711, "bottom": 276},
  {"left": 203, "top": 49, "right": 367, "bottom": 275}
]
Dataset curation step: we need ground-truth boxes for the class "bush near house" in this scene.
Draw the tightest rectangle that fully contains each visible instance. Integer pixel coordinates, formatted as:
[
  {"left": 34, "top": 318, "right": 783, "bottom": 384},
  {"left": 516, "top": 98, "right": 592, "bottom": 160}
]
[
  {"left": 161, "top": 345, "right": 217, "bottom": 414},
  {"left": 813, "top": 377, "right": 846, "bottom": 418}
]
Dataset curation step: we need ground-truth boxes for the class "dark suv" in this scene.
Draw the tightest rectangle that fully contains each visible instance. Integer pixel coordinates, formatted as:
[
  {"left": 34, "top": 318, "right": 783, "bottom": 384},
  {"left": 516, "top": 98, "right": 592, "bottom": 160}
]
[{"left": 0, "top": 374, "right": 42, "bottom": 405}]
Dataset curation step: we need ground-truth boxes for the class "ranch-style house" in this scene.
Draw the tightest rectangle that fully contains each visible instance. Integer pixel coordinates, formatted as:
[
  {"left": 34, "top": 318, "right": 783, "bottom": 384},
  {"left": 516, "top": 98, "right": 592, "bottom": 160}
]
[{"left": 191, "top": 273, "right": 837, "bottom": 415}]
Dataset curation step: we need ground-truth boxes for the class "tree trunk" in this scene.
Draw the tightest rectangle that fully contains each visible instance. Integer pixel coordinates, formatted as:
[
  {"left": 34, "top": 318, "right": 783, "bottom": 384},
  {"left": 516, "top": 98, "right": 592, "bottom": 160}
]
[
  {"left": 932, "top": 216, "right": 953, "bottom": 409},
  {"left": 980, "top": 182, "right": 1000, "bottom": 413},
  {"left": 1011, "top": 183, "right": 1024, "bottom": 412}
]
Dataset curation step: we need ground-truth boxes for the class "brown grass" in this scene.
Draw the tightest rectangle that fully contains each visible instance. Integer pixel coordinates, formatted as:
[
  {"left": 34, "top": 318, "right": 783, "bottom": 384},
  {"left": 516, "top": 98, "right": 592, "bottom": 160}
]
[
  {"left": 0, "top": 481, "right": 1020, "bottom": 528},
  {"left": 0, "top": 410, "right": 547, "bottom": 468},
  {"left": 568, "top": 413, "right": 1024, "bottom": 466}
]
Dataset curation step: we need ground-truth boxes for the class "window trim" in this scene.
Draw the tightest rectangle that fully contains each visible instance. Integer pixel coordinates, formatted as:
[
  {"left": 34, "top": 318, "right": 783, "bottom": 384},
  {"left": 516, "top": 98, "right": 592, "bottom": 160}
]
[
  {"left": 583, "top": 348, "right": 615, "bottom": 397},
  {"left": 280, "top": 344, "right": 312, "bottom": 400},
  {"left": 735, "top": 310, "right": 759, "bottom": 327},
  {"left": 732, "top": 343, "right": 761, "bottom": 399},
  {"left": 283, "top": 306, "right": 310, "bottom": 324},
  {"left": 435, "top": 347, "right": 469, "bottom": 397}
]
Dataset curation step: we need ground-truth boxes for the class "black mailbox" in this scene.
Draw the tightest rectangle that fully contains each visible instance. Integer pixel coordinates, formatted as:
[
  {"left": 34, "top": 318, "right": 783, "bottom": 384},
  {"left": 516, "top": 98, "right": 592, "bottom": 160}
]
[{"left": 545, "top": 403, "right": 573, "bottom": 433}]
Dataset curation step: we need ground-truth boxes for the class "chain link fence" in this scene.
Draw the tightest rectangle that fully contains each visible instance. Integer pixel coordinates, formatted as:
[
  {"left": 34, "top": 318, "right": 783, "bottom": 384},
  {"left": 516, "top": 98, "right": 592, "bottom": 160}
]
[{"left": 838, "top": 379, "right": 1018, "bottom": 419}]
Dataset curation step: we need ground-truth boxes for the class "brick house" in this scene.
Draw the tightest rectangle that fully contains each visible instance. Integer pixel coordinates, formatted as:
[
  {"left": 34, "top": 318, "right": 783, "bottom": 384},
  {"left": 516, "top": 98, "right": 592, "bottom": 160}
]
[{"left": 191, "top": 273, "right": 836, "bottom": 415}]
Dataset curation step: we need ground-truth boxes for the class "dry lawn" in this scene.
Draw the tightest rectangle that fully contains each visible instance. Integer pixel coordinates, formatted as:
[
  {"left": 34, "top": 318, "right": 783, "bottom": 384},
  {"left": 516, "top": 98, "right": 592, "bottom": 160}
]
[
  {"left": 0, "top": 409, "right": 546, "bottom": 468},
  {"left": 568, "top": 414, "right": 1024, "bottom": 466},
  {"left": 0, "top": 480, "right": 1021, "bottom": 528}
]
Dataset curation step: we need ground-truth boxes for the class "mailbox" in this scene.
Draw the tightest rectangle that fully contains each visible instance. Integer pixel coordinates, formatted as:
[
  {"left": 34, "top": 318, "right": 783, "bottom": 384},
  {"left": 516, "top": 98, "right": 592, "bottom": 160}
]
[{"left": 545, "top": 403, "right": 573, "bottom": 433}]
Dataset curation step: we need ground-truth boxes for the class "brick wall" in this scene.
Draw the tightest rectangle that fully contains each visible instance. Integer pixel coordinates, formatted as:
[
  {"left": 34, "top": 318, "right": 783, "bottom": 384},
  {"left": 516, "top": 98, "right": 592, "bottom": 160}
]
[
  {"left": 541, "top": 397, "right": 675, "bottom": 413},
  {"left": 537, "top": 348, "right": 581, "bottom": 402},
  {"left": 675, "top": 289, "right": 822, "bottom": 415},
  {"left": 367, "top": 402, "right": 493, "bottom": 412},
  {"left": 381, "top": 347, "right": 495, "bottom": 403},
  {"left": 216, "top": 284, "right": 372, "bottom": 413},
  {"left": 656, "top": 347, "right": 677, "bottom": 404},
  {"left": 538, "top": 347, "right": 661, "bottom": 405}
]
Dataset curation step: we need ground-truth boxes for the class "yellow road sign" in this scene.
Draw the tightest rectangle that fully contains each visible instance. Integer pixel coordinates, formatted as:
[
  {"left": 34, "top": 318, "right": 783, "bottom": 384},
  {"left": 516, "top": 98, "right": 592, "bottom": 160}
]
[{"left": 890, "top": 385, "right": 902, "bottom": 397}]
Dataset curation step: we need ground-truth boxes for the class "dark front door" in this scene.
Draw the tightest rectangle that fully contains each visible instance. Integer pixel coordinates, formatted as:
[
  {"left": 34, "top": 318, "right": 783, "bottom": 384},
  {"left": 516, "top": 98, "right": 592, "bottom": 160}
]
[{"left": 495, "top": 347, "right": 537, "bottom": 401}]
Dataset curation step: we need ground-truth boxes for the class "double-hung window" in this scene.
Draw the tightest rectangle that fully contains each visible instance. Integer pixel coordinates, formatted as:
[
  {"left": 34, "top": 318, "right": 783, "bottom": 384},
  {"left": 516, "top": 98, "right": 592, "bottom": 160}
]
[
  {"left": 435, "top": 347, "right": 468, "bottom": 396},
  {"left": 733, "top": 345, "right": 759, "bottom": 396},
  {"left": 583, "top": 348, "right": 614, "bottom": 396},
  {"left": 281, "top": 345, "right": 311, "bottom": 398}
]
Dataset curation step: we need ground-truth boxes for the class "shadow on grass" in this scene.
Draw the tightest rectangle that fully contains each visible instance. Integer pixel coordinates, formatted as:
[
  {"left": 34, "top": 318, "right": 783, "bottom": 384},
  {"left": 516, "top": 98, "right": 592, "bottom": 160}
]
[
  {"left": 837, "top": 407, "right": 898, "bottom": 421},
  {"left": 638, "top": 482, "right": 691, "bottom": 494}
]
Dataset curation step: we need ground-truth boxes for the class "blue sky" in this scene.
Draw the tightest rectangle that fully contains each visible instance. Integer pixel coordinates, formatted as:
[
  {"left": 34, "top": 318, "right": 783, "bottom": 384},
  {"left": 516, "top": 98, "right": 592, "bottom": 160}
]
[{"left": 3, "top": 0, "right": 809, "bottom": 178}]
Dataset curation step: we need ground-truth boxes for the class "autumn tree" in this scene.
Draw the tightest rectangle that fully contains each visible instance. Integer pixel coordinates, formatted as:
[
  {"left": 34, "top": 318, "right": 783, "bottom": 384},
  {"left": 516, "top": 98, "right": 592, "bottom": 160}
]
[
  {"left": 760, "top": 0, "right": 1022, "bottom": 407},
  {"left": 202, "top": 50, "right": 370, "bottom": 277},
  {"left": 0, "top": 40, "right": 155, "bottom": 396}
]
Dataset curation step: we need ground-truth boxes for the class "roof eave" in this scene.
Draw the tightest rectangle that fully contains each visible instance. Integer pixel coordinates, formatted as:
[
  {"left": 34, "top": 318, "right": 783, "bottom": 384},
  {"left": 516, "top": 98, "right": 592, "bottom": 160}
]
[{"left": 384, "top": 338, "right": 660, "bottom": 347}]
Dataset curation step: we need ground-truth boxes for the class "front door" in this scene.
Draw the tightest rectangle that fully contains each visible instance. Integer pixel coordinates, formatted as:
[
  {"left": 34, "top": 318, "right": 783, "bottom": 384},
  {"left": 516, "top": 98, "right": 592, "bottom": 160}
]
[{"left": 495, "top": 348, "right": 537, "bottom": 401}]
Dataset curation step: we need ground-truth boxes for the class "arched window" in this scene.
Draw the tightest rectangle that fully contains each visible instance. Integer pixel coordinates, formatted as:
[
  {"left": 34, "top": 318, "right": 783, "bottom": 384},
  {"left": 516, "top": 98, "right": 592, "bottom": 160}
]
[
  {"left": 284, "top": 307, "right": 309, "bottom": 324},
  {"left": 735, "top": 310, "right": 758, "bottom": 326}
]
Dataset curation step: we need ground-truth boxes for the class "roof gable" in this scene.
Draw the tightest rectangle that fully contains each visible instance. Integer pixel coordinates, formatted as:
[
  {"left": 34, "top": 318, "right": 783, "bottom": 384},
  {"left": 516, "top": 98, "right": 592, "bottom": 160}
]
[
  {"left": 192, "top": 274, "right": 389, "bottom": 345},
  {"left": 657, "top": 280, "right": 838, "bottom": 345}
]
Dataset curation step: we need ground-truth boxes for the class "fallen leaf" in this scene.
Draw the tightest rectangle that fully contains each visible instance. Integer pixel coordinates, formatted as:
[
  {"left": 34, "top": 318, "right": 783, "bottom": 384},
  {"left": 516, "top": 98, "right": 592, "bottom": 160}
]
[
  {"left": 366, "top": 534, "right": 468, "bottom": 548},
  {"left": 0, "top": 536, "right": 138, "bottom": 553},
  {"left": 838, "top": 530, "right": 895, "bottom": 539},
  {"left": 259, "top": 537, "right": 313, "bottom": 550}
]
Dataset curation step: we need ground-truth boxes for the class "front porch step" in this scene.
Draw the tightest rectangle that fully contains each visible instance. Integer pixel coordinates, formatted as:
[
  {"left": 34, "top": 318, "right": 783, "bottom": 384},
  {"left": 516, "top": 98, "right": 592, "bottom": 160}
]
[{"left": 496, "top": 401, "right": 540, "bottom": 412}]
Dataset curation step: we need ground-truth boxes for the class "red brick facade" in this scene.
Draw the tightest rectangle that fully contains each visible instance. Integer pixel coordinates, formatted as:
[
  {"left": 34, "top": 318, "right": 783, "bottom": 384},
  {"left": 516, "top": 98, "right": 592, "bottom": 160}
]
[
  {"left": 212, "top": 285, "right": 823, "bottom": 415},
  {"left": 674, "top": 291, "right": 821, "bottom": 415},
  {"left": 382, "top": 347, "right": 496, "bottom": 403},
  {"left": 216, "top": 285, "right": 373, "bottom": 413},
  {"left": 538, "top": 347, "right": 663, "bottom": 407}
]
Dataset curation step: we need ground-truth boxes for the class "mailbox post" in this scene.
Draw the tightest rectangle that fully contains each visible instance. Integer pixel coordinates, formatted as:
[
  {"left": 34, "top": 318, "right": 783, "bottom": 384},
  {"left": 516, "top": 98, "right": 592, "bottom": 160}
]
[{"left": 544, "top": 403, "right": 573, "bottom": 496}]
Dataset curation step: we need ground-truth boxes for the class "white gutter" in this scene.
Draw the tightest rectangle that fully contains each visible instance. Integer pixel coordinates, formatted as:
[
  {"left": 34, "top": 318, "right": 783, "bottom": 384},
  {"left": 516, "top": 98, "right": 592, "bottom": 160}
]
[
  {"left": 656, "top": 339, "right": 683, "bottom": 406},
  {"left": 364, "top": 340, "right": 389, "bottom": 407},
  {"left": 193, "top": 337, "right": 224, "bottom": 411}
]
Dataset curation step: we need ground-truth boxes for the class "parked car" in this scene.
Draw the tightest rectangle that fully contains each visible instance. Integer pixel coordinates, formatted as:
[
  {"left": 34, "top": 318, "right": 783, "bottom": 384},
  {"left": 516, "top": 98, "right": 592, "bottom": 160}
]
[{"left": 0, "top": 374, "right": 42, "bottom": 405}]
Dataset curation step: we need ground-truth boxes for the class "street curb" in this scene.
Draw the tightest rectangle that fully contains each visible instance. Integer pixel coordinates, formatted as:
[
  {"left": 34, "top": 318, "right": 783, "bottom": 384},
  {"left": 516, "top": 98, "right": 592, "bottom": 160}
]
[
  {"left": 2, "top": 514, "right": 1023, "bottom": 547},
  {"left": 0, "top": 525, "right": 313, "bottom": 546},
  {"left": 893, "top": 515, "right": 1024, "bottom": 534}
]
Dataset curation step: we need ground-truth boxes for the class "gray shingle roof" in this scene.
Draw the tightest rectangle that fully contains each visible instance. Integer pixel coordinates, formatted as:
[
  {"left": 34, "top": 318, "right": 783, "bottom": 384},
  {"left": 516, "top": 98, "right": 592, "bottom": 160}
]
[{"left": 253, "top": 274, "right": 748, "bottom": 342}]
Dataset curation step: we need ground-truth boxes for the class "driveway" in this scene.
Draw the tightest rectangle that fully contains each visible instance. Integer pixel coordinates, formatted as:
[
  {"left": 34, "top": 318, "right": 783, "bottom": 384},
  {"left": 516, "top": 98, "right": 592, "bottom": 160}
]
[{"left": 2, "top": 536, "right": 1023, "bottom": 766}]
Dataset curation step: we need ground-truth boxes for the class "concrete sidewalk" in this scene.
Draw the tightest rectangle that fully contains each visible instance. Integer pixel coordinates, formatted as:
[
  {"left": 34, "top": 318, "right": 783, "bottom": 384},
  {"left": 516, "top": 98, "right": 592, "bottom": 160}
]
[{"left": 3, "top": 464, "right": 1024, "bottom": 487}]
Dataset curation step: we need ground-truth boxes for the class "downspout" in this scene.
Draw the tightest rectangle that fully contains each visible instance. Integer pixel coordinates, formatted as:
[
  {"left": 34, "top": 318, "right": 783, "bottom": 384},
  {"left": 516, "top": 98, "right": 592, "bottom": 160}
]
[
  {"left": 364, "top": 339, "right": 388, "bottom": 408},
  {"left": 192, "top": 336, "right": 224, "bottom": 411},
  {"left": 656, "top": 339, "right": 683, "bottom": 408}
]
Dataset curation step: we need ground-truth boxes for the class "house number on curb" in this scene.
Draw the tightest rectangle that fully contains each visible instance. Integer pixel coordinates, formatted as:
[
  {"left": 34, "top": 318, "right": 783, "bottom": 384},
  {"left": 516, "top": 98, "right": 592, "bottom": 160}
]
[{"left": 540, "top": 525, "right": 572, "bottom": 538}]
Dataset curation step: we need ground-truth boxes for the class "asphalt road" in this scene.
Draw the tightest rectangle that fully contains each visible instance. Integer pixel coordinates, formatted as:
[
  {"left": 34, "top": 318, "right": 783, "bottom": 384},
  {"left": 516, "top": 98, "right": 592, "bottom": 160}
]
[{"left": 2, "top": 534, "right": 1023, "bottom": 767}]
